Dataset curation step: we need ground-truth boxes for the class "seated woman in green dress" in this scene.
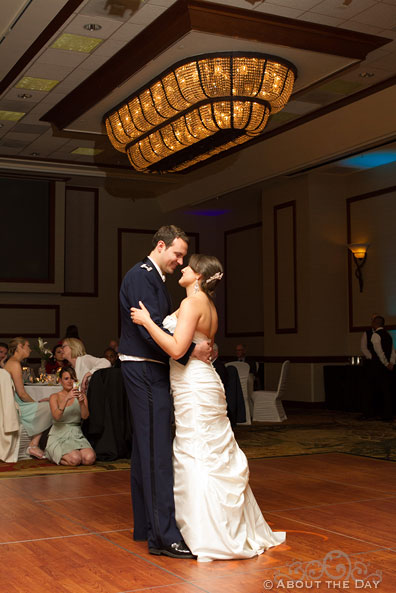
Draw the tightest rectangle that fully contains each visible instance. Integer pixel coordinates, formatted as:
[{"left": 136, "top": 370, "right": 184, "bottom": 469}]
[
  {"left": 5, "top": 337, "right": 52, "bottom": 460},
  {"left": 45, "top": 367, "right": 96, "bottom": 466}
]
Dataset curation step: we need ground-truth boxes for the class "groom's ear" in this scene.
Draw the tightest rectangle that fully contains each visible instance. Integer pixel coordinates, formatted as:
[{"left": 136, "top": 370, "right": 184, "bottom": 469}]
[{"left": 156, "top": 240, "right": 165, "bottom": 252}]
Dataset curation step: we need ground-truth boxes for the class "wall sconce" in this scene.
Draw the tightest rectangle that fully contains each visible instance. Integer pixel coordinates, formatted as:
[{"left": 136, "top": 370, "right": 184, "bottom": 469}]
[{"left": 348, "top": 243, "right": 369, "bottom": 292}]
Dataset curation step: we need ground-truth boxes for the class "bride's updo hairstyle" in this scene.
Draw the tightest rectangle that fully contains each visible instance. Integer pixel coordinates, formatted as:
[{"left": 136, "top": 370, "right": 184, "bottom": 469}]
[{"left": 189, "top": 254, "right": 223, "bottom": 298}]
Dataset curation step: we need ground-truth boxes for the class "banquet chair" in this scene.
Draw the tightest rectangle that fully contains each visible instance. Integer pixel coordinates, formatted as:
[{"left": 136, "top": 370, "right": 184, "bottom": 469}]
[
  {"left": 225, "top": 361, "right": 251, "bottom": 425},
  {"left": 83, "top": 367, "right": 132, "bottom": 461},
  {"left": 0, "top": 369, "right": 29, "bottom": 462},
  {"left": 250, "top": 360, "right": 289, "bottom": 422}
]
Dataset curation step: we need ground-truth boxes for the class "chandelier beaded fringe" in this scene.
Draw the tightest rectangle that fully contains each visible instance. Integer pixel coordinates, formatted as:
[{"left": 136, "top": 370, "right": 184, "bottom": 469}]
[{"left": 104, "top": 52, "right": 296, "bottom": 173}]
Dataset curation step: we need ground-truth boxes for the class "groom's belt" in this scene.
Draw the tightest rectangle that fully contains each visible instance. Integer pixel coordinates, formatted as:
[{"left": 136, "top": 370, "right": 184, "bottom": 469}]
[{"left": 119, "top": 354, "right": 165, "bottom": 365}]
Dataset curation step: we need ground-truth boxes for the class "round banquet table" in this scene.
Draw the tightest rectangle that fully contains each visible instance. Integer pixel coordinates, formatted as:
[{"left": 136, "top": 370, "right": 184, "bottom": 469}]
[{"left": 24, "top": 384, "right": 62, "bottom": 402}]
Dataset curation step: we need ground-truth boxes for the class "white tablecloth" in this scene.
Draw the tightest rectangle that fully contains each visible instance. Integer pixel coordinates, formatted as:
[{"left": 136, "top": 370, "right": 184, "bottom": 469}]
[{"left": 24, "top": 384, "right": 62, "bottom": 402}]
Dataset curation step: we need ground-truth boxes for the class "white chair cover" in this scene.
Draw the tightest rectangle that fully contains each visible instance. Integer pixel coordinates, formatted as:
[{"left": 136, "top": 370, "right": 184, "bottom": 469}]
[
  {"left": 0, "top": 369, "right": 21, "bottom": 462},
  {"left": 251, "top": 360, "right": 289, "bottom": 423}
]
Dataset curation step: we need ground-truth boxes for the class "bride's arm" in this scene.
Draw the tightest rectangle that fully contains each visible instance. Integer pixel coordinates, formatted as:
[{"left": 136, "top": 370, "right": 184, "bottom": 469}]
[{"left": 131, "top": 299, "right": 200, "bottom": 359}]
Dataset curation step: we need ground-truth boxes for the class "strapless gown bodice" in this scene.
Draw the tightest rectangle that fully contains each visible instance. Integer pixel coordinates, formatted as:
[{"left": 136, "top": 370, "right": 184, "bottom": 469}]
[
  {"left": 162, "top": 314, "right": 209, "bottom": 344},
  {"left": 162, "top": 313, "right": 285, "bottom": 562}
]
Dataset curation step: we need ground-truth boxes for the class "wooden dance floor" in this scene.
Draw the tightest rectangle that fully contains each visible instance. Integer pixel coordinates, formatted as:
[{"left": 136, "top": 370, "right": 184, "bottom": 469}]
[{"left": 1, "top": 453, "right": 395, "bottom": 592}]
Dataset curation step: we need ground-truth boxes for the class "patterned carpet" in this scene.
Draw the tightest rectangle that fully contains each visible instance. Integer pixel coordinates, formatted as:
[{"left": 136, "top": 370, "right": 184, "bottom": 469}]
[
  {"left": 235, "top": 409, "right": 396, "bottom": 461},
  {"left": 1, "top": 409, "right": 395, "bottom": 478}
]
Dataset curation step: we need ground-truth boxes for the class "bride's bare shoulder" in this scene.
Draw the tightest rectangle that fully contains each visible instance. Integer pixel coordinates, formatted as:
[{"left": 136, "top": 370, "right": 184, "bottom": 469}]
[{"left": 180, "top": 294, "right": 207, "bottom": 311}]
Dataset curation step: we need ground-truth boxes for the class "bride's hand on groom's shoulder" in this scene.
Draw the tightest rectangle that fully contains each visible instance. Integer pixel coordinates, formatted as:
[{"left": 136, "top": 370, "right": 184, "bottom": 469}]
[{"left": 130, "top": 301, "right": 151, "bottom": 326}]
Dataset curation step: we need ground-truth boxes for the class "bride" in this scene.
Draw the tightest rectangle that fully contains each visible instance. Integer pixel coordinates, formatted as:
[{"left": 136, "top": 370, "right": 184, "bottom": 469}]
[{"left": 131, "top": 253, "right": 285, "bottom": 562}]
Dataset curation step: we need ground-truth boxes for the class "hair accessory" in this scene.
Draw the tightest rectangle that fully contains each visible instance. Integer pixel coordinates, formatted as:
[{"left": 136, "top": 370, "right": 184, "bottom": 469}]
[{"left": 205, "top": 272, "right": 223, "bottom": 285}]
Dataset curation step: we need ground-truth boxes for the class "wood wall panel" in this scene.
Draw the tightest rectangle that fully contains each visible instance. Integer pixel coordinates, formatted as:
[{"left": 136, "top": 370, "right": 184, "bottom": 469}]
[
  {"left": 225, "top": 223, "right": 263, "bottom": 337},
  {"left": 274, "top": 201, "right": 297, "bottom": 334},
  {"left": 347, "top": 185, "right": 396, "bottom": 331},
  {"left": 64, "top": 187, "right": 98, "bottom": 297},
  {"left": 0, "top": 304, "right": 60, "bottom": 338}
]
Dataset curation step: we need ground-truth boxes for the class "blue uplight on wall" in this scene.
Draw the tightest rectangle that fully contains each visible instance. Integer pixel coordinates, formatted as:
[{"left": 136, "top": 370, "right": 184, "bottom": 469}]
[
  {"left": 184, "top": 209, "right": 231, "bottom": 216},
  {"left": 339, "top": 151, "right": 396, "bottom": 169}
]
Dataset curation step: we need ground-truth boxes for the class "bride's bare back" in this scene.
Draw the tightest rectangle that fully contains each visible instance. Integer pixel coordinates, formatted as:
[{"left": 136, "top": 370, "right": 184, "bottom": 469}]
[{"left": 175, "top": 292, "right": 217, "bottom": 341}]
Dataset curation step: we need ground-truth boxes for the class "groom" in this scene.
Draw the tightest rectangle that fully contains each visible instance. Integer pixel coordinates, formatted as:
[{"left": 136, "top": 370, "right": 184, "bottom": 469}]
[{"left": 119, "top": 225, "right": 211, "bottom": 559}]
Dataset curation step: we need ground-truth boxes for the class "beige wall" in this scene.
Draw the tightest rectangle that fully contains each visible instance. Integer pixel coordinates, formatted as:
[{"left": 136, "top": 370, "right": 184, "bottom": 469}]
[
  {"left": 260, "top": 160, "right": 396, "bottom": 401},
  {"left": 0, "top": 178, "right": 263, "bottom": 358},
  {"left": 2, "top": 159, "right": 396, "bottom": 404}
]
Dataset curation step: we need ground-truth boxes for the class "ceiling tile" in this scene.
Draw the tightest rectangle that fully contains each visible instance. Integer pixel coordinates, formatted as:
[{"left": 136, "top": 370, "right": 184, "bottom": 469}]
[
  {"left": 128, "top": 3, "right": 168, "bottom": 24},
  {"left": 3, "top": 131, "right": 41, "bottom": 142},
  {"left": 0, "top": 121, "right": 19, "bottom": 136},
  {"left": 0, "top": 99, "right": 35, "bottom": 112},
  {"left": 1, "top": 138, "right": 26, "bottom": 148},
  {"left": 253, "top": 3, "right": 305, "bottom": 18},
  {"left": 283, "top": 99, "right": 322, "bottom": 114},
  {"left": 319, "top": 79, "right": 364, "bottom": 94},
  {"left": 256, "top": 0, "right": 323, "bottom": 9},
  {"left": 63, "top": 14, "right": 123, "bottom": 39},
  {"left": 148, "top": 0, "right": 178, "bottom": 6},
  {"left": 81, "top": 0, "right": 143, "bottom": 23},
  {"left": 310, "top": 0, "right": 378, "bottom": 19},
  {"left": 353, "top": 3, "right": 396, "bottom": 27},
  {"left": 367, "top": 51, "right": 396, "bottom": 69},
  {"left": 297, "top": 12, "right": 344, "bottom": 26},
  {"left": 340, "top": 20, "right": 384, "bottom": 34},
  {"left": 92, "top": 38, "right": 132, "bottom": 57},
  {"left": 200, "top": 0, "right": 247, "bottom": 7},
  {"left": 4, "top": 87, "right": 48, "bottom": 102},
  {"left": 35, "top": 48, "right": 89, "bottom": 68},
  {"left": 13, "top": 123, "right": 50, "bottom": 134},
  {"left": 110, "top": 21, "right": 145, "bottom": 42},
  {"left": 24, "top": 62, "right": 74, "bottom": 81}
]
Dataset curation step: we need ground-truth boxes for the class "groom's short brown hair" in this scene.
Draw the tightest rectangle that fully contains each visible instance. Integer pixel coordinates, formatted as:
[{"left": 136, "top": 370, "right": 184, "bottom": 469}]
[{"left": 152, "top": 225, "right": 189, "bottom": 248}]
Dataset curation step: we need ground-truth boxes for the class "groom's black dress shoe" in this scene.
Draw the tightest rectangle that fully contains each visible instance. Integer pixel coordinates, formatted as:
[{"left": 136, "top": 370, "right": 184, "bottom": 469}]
[{"left": 149, "top": 541, "right": 196, "bottom": 559}]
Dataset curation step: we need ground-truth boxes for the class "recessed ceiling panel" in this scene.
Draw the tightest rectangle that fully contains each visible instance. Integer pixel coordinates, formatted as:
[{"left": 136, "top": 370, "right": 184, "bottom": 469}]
[{"left": 67, "top": 31, "right": 358, "bottom": 134}]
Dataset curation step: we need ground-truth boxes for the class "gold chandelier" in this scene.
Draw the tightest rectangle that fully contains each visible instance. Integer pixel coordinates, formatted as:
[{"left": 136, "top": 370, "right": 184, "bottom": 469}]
[{"left": 104, "top": 52, "right": 297, "bottom": 173}]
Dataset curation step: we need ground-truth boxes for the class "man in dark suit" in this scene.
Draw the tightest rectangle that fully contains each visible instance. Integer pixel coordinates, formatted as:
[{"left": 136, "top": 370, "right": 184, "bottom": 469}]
[
  {"left": 119, "top": 225, "right": 211, "bottom": 559},
  {"left": 360, "top": 314, "right": 395, "bottom": 421}
]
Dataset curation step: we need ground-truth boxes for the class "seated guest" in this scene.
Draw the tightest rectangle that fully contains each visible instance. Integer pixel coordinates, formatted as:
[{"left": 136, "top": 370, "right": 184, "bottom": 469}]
[
  {"left": 103, "top": 347, "right": 121, "bottom": 368},
  {"left": 0, "top": 342, "right": 8, "bottom": 368},
  {"left": 64, "top": 324, "right": 80, "bottom": 339},
  {"left": 45, "top": 344, "right": 67, "bottom": 374},
  {"left": 46, "top": 367, "right": 95, "bottom": 466},
  {"left": 108, "top": 339, "right": 119, "bottom": 353},
  {"left": 4, "top": 337, "right": 52, "bottom": 459},
  {"left": 235, "top": 343, "right": 262, "bottom": 389},
  {"left": 62, "top": 338, "right": 111, "bottom": 392}
]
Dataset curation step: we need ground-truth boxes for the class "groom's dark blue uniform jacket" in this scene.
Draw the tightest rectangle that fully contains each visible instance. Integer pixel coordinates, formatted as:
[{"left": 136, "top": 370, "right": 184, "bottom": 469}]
[
  {"left": 119, "top": 257, "right": 171, "bottom": 362},
  {"left": 119, "top": 256, "right": 192, "bottom": 549}
]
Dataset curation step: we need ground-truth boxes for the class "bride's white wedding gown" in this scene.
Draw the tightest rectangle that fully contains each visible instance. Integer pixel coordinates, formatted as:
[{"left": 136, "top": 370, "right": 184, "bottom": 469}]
[{"left": 163, "top": 315, "right": 286, "bottom": 562}]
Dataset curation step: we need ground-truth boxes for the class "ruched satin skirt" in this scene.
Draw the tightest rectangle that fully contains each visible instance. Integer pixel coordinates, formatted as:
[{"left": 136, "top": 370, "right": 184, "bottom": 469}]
[{"left": 170, "top": 358, "right": 285, "bottom": 562}]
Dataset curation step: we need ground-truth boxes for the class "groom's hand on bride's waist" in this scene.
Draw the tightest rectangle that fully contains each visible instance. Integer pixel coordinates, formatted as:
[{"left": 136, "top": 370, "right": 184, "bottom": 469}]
[{"left": 191, "top": 340, "right": 212, "bottom": 364}]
